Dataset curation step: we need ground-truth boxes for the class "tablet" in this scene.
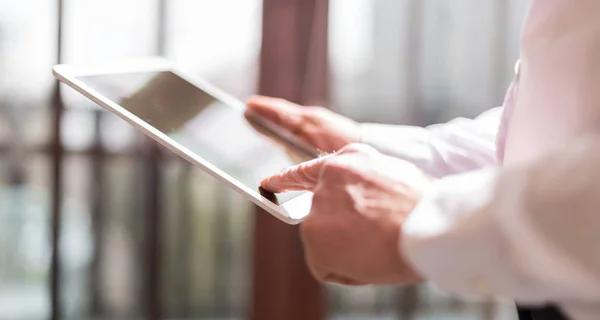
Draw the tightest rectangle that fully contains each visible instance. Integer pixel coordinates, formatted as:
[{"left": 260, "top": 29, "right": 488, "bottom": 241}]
[{"left": 53, "top": 57, "right": 316, "bottom": 224}]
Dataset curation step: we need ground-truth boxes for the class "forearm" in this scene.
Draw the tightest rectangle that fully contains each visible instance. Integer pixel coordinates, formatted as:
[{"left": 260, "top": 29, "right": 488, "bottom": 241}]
[{"left": 360, "top": 107, "right": 502, "bottom": 178}]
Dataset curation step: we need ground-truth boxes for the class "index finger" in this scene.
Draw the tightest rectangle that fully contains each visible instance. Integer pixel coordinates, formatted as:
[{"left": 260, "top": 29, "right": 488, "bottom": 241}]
[
  {"left": 261, "top": 154, "right": 332, "bottom": 193},
  {"left": 245, "top": 95, "right": 303, "bottom": 130}
]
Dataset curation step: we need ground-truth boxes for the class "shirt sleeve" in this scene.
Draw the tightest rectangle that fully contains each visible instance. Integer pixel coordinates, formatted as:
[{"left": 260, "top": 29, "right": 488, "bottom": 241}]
[
  {"left": 359, "top": 107, "right": 502, "bottom": 178},
  {"left": 401, "top": 136, "right": 600, "bottom": 319}
]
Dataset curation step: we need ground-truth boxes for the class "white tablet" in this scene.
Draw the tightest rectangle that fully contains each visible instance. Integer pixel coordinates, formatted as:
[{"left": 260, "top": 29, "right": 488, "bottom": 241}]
[{"left": 53, "top": 57, "right": 317, "bottom": 225}]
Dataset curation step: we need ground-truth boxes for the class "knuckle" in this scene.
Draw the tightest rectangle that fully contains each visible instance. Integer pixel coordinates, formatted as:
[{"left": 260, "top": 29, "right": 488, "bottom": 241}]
[
  {"left": 298, "top": 165, "right": 316, "bottom": 183},
  {"left": 340, "top": 143, "right": 376, "bottom": 155},
  {"left": 301, "top": 107, "right": 328, "bottom": 125},
  {"left": 298, "top": 125, "right": 318, "bottom": 139},
  {"left": 321, "top": 154, "right": 362, "bottom": 177},
  {"left": 272, "top": 97, "right": 291, "bottom": 106},
  {"left": 290, "top": 164, "right": 316, "bottom": 186},
  {"left": 303, "top": 106, "right": 328, "bottom": 116},
  {"left": 320, "top": 158, "right": 349, "bottom": 178},
  {"left": 311, "top": 187, "right": 329, "bottom": 205}
]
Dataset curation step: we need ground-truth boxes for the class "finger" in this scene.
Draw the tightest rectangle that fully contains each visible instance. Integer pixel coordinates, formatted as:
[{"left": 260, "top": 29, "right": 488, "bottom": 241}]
[
  {"left": 246, "top": 95, "right": 303, "bottom": 131},
  {"left": 260, "top": 154, "right": 331, "bottom": 192}
]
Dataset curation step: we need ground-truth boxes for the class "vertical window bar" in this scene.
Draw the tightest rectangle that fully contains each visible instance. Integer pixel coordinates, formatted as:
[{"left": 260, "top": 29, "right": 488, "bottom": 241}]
[
  {"left": 90, "top": 110, "right": 106, "bottom": 316},
  {"left": 145, "top": 1, "right": 169, "bottom": 319},
  {"left": 50, "top": 0, "right": 65, "bottom": 318}
]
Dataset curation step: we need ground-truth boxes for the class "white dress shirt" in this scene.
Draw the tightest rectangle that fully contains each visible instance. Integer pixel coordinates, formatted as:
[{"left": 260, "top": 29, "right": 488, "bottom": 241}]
[{"left": 360, "top": 1, "right": 600, "bottom": 319}]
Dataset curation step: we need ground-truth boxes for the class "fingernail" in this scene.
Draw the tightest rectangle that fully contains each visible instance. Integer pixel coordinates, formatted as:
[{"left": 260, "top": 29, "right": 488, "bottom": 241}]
[
  {"left": 260, "top": 177, "right": 270, "bottom": 187},
  {"left": 260, "top": 176, "right": 275, "bottom": 190},
  {"left": 246, "top": 95, "right": 261, "bottom": 105},
  {"left": 249, "top": 95, "right": 268, "bottom": 103},
  {"left": 262, "top": 176, "right": 284, "bottom": 193}
]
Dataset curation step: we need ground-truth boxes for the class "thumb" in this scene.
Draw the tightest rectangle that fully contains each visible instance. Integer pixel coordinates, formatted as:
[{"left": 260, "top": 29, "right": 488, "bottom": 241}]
[
  {"left": 245, "top": 95, "right": 303, "bottom": 131},
  {"left": 261, "top": 155, "right": 332, "bottom": 193}
]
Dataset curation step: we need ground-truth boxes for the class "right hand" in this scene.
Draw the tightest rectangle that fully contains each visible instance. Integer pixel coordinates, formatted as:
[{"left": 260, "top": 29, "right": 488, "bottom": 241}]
[
  {"left": 260, "top": 143, "right": 431, "bottom": 285},
  {"left": 245, "top": 95, "right": 361, "bottom": 163}
]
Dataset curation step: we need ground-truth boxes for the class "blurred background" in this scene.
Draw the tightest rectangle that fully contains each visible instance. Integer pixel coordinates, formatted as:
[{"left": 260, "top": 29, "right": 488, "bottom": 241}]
[{"left": 0, "top": 0, "right": 529, "bottom": 319}]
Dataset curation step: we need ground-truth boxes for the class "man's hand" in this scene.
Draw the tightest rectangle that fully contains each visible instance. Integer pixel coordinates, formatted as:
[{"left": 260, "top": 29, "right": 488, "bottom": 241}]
[
  {"left": 261, "top": 143, "right": 432, "bottom": 285},
  {"left": 245, "top": 95, "right": 361, "bottom": 163}
]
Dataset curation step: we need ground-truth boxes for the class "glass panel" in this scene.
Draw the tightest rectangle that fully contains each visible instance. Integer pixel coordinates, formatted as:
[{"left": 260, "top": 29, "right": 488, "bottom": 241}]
[
  {"left": 0, "top": 107, "right": 51, "bottom": 150},
  {"left": 3, "top": 0, "right": 262, "bottom": 319},
  {"left": 166, "top": 0, "right": 262, "bottom": 97},
  {"left": 0, "top": 155, "right": 52, "bottom": 319},
  {"left": 61, "top": 0, "right": 160, "bottom": 65},
  {"left": 60, "top": 155, "right": 94, "bottom": 319},
  {"left": 160, "top": 162, "right": 252, "bottom": 318},
  {"left": 92, "top": 156, "right": 143, "bottom": 318},
  {"left": 0, "top": 9, "right": 56, "bottom": 309},
  {"left": 23, "top": 107, "right": 52, "bottom": 148},
  {"left": 100, "top": 112, "right": 138, "bottom": 153},
  {"left": 61, "top": 108, "right": 96, "bottom": 152},
  {"left": 330, "top": 0, "right": 526, "bottom": 124},
  {"left": 0, "top": 0, "right": 58, "bottom": 108},
  {"left": 0, "top": 110, "right": 11, "bottom": 145}
]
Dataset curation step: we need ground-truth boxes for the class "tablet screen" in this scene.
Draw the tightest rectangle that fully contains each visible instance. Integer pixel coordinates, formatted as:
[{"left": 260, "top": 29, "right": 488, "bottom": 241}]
[{"left": 76, "top": 71, "right": 304, "bottom": 204}]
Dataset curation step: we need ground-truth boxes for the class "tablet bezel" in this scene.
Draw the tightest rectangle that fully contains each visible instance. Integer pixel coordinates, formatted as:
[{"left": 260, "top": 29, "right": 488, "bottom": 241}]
[{"left": 52, "top": 57, "right": 312, "bottom": 225}]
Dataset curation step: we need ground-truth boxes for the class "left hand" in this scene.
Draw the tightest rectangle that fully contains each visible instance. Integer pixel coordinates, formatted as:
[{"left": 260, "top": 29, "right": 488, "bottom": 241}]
[
  {"left": 245, "top": 96, "right": 360, "bottom": 163},
  {"left": 261, "top": 143, "right": 432, "bottom": 285}
]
